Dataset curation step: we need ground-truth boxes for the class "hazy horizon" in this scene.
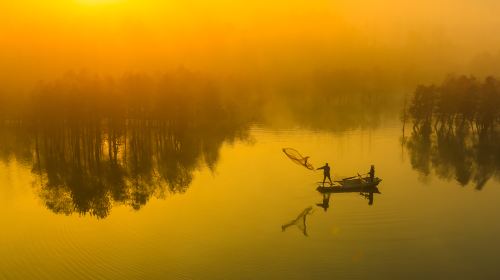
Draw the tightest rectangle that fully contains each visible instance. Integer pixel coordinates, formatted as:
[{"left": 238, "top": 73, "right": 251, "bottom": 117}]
[{"left": 2, "top": 1, "right": 500, "bottom": 91}]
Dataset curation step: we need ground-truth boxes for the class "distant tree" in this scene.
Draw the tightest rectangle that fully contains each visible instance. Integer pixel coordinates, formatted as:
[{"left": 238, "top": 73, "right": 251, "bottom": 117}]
[
  {"left": 409, "top": 85, "right": 436, "bottom": 130},
  {"left": 477, "top": 76, "right": 500, "bottom": 132}
]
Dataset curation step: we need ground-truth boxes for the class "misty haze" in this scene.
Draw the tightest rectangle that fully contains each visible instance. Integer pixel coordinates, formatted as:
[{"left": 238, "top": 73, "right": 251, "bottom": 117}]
[{"left": 1, "top": 1, "right": 499, "bottom": 280}]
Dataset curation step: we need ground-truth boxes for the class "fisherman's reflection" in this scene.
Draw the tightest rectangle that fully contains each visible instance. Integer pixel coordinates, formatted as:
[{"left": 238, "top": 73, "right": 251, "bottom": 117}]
[
  {"left": 316, "top": 193, "right": 331, "bottom": 212},
  {"left": 360, "top": 192, "right": 374, "bottom": 206}
]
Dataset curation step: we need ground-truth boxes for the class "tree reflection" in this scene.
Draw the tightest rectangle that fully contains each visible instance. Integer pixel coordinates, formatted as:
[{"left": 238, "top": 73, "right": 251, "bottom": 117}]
[
  {"left": 2, "top": 120, "right": 249, "bottom": 218},
  {"left": 404, "top": 76, "right": 500, "bottom": 188}
]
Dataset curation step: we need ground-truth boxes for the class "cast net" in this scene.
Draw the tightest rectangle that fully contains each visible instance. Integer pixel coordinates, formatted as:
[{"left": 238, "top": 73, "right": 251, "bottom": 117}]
[{"left": 282, "top": 148, "right": 314, "bottom": 170}]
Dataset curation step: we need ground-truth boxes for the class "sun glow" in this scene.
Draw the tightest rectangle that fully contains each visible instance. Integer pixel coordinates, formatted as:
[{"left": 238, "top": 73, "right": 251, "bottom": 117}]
[{"left": 76, "top": 0, "right": 123, "bottom": 5}]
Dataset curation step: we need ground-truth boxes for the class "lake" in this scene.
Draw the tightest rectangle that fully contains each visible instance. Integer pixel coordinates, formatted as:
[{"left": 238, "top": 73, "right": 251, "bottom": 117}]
[{"left": 1, "top": 112, "right": 499, "bottom": 280}]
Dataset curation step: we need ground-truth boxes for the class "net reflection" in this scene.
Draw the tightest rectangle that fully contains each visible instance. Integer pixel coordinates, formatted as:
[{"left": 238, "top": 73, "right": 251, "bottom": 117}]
[{"left": 281, "top": 207, "right": 314, "bottom": 237}]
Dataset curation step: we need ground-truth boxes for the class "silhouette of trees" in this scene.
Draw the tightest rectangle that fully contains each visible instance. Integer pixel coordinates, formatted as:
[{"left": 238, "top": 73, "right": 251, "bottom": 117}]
[
  {"left": 408, "top": 75, "right": 499, "bottom": 134},
  {"left": 409, "top": 85, "right": 436, "bottom": 129},
  {"left": 404, "top": 76, "right": 500, "bottom": 188},
  {"left": 0, "top": 70, "right": 252, "bottom": 218}
]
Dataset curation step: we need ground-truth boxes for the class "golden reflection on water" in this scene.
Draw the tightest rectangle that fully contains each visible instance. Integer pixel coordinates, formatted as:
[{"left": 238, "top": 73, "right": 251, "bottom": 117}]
[
  {"left": 0, "top": 73, "right": 499, "bottom": 279},
  {"left": 1, "top": 122, "right": 500, "bottom": 279}
]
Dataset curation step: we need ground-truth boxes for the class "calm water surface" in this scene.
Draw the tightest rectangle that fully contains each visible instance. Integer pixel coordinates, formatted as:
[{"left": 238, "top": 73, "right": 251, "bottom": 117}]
[{"left": 1, "top": 120, "right": 499, "bottom": 280}]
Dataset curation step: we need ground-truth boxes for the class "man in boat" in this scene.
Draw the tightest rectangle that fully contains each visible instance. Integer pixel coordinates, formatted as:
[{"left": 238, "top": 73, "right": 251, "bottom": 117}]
[
  {"left": 368, "top": 165, "right": 375, "bottom": 182},
  {"left": 317, "top": 163, "right": 333, "bottom": 186}
]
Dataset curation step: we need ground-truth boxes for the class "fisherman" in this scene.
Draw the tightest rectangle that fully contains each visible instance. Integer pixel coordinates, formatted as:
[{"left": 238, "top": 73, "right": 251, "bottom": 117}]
[
  {"left": 368, "top": 165, "right": 375, "bottom": 182},
  {"left": 317, "top": 163, "right": 333, "bottom": 186}
]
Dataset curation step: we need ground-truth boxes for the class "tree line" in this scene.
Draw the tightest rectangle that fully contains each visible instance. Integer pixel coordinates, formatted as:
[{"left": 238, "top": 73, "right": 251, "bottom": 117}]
[
  {"left": 406, "top": 75, "right": 499, "bottom": 134},
  {"left": 404, "top": 76, "right": 500, "bottom": 189}
]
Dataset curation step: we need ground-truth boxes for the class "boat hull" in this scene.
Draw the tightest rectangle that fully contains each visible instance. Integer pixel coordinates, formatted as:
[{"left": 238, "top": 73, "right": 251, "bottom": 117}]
[{"left": 317, "top": 177, "right": 382, "bottom": 193}]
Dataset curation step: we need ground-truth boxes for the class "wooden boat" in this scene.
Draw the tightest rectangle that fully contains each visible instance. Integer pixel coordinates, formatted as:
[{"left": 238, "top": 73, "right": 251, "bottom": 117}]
[{"left": 317, "top": 176, "right": 382, "bottom": 193}]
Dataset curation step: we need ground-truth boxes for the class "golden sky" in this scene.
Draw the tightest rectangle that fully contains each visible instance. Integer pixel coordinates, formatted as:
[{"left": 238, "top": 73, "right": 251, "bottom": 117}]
[{"left": 1, "top": 1, "right": 500, "bottom": 88}]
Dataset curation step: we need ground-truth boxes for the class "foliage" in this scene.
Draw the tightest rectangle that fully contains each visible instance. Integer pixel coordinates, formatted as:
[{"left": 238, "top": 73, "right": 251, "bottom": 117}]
[{"left": 404, "top": 76, "right": 500, "bottom": 188}]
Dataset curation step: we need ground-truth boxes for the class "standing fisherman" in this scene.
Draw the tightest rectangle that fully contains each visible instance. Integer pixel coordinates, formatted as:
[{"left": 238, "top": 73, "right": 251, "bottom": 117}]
[
  {"left": 317, "top": 163, "right": 333, "bottom": 186},
  {"left": 368, "top": 165, "right": 375, "bottom": 182}
]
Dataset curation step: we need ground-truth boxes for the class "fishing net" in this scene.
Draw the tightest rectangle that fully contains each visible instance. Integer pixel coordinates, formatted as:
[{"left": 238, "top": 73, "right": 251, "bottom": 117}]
[{"left": 282, "top": 148, "right": 314, "bottom": 170}]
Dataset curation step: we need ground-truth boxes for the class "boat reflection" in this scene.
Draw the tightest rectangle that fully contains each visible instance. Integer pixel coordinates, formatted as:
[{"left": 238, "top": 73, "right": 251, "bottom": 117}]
[
  {"left": 316, "top": 186, "right": 381, "bottom": 210},
  {"left": 282, "top": 184, "right": 381, "bottom": 237}
]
